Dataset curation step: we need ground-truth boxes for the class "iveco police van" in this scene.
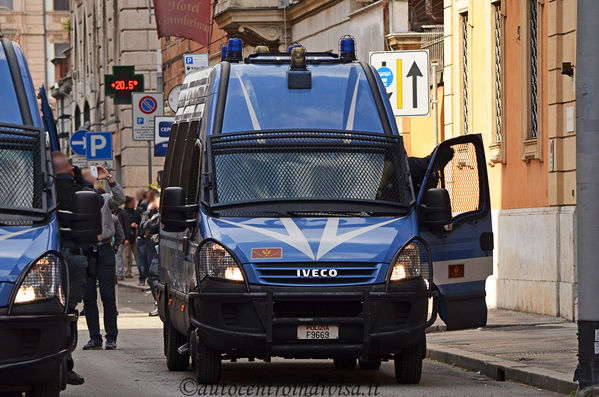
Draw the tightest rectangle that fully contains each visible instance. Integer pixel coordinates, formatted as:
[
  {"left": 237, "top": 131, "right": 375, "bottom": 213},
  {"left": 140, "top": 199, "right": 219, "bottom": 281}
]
[
  {"left": 0, "top": 38, "right": 100, "bottom": 395},
  {"left": 158, "top": 37, "right": 493, "bottom": 385}
]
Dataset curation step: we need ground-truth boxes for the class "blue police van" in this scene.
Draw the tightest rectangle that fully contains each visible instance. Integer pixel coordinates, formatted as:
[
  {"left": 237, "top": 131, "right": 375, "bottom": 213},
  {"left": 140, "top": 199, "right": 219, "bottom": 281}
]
[
  {"left": 0, "top": 38, "right": 100, "bottom": 395},
  {"left": 158, "top": 38, "right": 493, "bottom": 384}
]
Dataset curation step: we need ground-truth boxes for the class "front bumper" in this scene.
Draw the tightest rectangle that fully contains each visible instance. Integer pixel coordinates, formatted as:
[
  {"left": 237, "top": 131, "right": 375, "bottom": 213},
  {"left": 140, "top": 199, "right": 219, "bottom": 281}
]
[
  {"left": 188, "top": 281, "right": 437, "bottom": 360},
  {"left": 0, "top": 312, "right": 77, "bottom": 387}
]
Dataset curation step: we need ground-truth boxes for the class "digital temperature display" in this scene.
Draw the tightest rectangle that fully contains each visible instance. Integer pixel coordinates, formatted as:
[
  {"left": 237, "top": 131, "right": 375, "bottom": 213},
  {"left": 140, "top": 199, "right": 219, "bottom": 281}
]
[
  {"left": 111, "top": 80, "right": 139, "bottom": 91},
  {"left": 104, "top": 65, "right": 144, "bottom": 105}
]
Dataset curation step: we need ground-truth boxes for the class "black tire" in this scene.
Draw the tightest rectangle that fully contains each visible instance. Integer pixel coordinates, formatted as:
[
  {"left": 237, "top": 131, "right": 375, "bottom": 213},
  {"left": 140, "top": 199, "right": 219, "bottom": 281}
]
[
  {"left": 359, "top": 357, "right": 381, "bottom": 370},
  {"left": 165, "top": 320, "right": 189, "bottom": 371},
  {"left": 27, "top": 366, "right": 61, "bottom": 397},
  {"left": 194, "top": 338, "right": 221, "bottom": 384},
  {"left": 394, "top": 336, "right": 425, "bottom": 384},
  {"left": 333, "top": 357, "right": 356, "bottom": 370}
]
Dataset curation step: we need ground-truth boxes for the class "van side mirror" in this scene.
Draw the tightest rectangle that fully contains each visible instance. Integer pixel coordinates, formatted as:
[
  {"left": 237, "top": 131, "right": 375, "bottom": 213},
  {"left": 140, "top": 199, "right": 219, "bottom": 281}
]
[
  {"left": 161, "top": 187, "right": 197, "bottom": 233},
  {"left": 420, "top": 188, "right": 452, "bottom": 232},
  {"left": 58, "top": 191, "right": 102, "bottom": 245}
]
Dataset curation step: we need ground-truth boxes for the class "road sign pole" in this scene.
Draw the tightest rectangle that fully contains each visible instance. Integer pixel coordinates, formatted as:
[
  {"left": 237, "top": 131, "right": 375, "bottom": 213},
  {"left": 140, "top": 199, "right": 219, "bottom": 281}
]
[
  {"left": 575, "top": 0, "right": 599, "bottom": 393},
  {"left": 147, "top": 141, "right": 152, "bottom": 186}
]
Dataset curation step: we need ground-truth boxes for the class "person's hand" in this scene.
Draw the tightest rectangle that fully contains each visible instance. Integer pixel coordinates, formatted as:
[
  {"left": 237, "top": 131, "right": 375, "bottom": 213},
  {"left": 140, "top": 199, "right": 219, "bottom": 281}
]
[
  {"left": 124, "top": 240, "right": 130, "bottom": 246},
  {"left": 96, "top": 165, "right": 110, "bottom": 180},
  {"left": 144, "top": 230, "right": 151, "bottom": 238},
  {"left": 131, "top": 222, "right": 137, "bottom": 228}
]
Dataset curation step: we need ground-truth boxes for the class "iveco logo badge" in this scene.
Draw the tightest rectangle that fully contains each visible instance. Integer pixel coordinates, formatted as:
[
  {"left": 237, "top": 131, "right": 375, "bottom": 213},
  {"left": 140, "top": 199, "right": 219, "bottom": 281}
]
[{"left": 296, "top": 269, "right": 338, "bottom": 278}]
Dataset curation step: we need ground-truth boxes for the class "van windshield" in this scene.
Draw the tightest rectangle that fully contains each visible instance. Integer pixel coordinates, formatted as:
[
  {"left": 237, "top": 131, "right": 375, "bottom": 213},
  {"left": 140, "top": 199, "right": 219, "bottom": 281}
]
[
  {"left": 221, "top": 63, "right": 384, "bottom": 134},
  {"left": 0, "top": 125, "right": 44, "bottom": 224},
  {"left": 208, "top": 131, "right": 411, "bottom": 216}
]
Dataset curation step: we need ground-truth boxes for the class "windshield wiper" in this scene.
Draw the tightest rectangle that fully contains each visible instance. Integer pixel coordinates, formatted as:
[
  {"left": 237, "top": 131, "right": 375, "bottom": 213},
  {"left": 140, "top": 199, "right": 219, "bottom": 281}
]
[{"left": 285, "top": 210, "right": 374, "bottom": 217}]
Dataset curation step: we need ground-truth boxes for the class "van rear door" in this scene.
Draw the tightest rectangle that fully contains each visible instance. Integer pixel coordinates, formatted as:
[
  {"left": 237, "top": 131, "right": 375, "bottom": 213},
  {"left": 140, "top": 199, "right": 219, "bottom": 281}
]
[{"left": 417, "top": 134, "right": 493, "bottom": 330}]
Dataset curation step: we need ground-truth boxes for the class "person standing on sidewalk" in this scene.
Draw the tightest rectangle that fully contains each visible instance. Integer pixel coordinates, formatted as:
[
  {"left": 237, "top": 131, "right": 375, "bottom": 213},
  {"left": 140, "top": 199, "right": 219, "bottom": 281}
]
[
  {"left": 136, "top": 190, "right": 149, "bottom": 286},
  {"left": 122, "top": 196, "right": 139, "bottom": 279},
  {"left": 80, "top": 166, "right": 125, "bottom": 351},
  {"left": 52, "top": 152, "right": 102, "bottom": 386},
  {"left": 112, "top": 201, "right": 126, "bottom": 280},
  {"left": 114, "top": 201, "right": 130, "bottom": 280}
]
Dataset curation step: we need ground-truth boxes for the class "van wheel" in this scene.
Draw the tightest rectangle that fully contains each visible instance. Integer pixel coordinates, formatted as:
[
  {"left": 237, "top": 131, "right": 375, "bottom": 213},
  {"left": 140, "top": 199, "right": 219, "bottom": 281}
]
[
  {"left": 165, "top": 320, "right": 189, "bottom": 371},
  {"left": 394, "top": 336, "right": 425, "bottom": 384},
  {"left": 194, "top": 338, "right": 221, "bottom": 384},
  {"left": 359, "top": 357, "right": 381, "bottom": 370},
  {"left": 333, "top": 357, "right": 356, "bottom": 370},
  {"left": 27, "top": 366, "right": 61, "bottom": 397}
]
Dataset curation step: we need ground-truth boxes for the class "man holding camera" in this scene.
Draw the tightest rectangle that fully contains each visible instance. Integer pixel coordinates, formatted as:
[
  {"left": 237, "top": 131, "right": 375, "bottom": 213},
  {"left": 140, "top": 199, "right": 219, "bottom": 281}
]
[{"left": 80, "top": 165, "right": 125, "bottom": 351}]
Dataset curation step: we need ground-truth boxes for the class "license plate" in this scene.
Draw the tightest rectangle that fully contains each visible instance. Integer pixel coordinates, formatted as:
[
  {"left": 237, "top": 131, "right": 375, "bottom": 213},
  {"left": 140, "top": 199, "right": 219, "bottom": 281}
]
[{"left": 297, "top": 325, "right": 339, "bottom": 340}]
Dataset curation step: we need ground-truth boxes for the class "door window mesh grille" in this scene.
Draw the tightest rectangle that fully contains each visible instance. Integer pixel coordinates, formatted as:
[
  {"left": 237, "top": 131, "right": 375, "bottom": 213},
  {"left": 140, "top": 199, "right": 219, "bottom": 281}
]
[{"left": 436, "top": 142, "right": 480, "bottom": 216}]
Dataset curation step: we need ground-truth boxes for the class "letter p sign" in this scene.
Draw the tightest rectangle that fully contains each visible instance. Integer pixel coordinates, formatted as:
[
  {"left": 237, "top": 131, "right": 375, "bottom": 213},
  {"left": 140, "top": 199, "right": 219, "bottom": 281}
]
[{"left": 86, "top": 132, "right": 113, "bottom": 160}]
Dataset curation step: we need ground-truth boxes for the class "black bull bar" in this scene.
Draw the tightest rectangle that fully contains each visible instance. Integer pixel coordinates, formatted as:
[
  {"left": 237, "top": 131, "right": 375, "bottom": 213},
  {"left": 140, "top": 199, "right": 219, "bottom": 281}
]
[{"left": 188, "top": 289, "right": 438, "bottom": 361}]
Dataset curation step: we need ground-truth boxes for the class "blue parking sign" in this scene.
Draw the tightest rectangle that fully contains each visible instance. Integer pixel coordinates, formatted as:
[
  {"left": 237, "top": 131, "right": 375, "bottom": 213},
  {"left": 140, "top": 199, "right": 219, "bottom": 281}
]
[
  {"left": 154, "top": 117, "right": 174, "bottom": 157},
  {"left": 86, "top": 132, "right": 113, "bottom": 160}
]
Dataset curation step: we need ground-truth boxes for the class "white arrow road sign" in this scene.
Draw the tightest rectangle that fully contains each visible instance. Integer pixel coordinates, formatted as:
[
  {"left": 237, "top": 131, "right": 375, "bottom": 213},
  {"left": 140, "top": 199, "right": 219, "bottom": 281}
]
[{"left": 369, "top": 50, "right": 430, "bottom": 117}]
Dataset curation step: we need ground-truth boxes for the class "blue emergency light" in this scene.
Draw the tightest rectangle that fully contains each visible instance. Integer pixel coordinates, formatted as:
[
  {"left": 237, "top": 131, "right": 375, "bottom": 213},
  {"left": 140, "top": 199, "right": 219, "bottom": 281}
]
[
  {"left": 340, "top": 36, "right": 356, "bottom": 62},
  {"left": 227, "top": 38, "right": 243, "bottom": 62},
  {"left": 221, "top": 45, "right": 228, "bottom": 61}
]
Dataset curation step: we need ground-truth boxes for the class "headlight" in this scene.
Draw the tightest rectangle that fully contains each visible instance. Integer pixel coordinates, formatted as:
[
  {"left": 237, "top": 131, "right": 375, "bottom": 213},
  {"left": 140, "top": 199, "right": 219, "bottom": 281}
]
[
  {"left": 388, "top": 241, "right": 430, "bottom": 286},
  {"left": 14, "top": 254, "right": 66, "bottom": 306},
  {"left": 198, "top": 242, "right": 244, "bottom": 282}
]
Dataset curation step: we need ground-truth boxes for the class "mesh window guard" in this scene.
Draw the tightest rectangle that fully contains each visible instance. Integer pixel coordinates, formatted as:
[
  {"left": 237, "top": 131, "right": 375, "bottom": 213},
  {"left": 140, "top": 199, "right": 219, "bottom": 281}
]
[
  {"left": 437, "top": 142, "right": 480, "bottom": 217},
  {"left": 208, "top": 130, "right": 409, "bottom": 208},
  {"left": 0, "top": 124, "right": 44, "bottom": 223}
]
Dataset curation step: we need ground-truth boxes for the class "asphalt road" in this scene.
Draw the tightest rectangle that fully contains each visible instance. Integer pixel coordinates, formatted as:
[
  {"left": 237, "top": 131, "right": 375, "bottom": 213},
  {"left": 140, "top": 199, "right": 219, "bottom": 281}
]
[{"left": 61, "top": 287, "right": 561, "bottom": 397}]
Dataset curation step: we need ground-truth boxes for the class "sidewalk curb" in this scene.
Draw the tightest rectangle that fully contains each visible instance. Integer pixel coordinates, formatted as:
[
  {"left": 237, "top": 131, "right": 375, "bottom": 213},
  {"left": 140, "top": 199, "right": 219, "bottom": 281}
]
[{"left": 427, "top": 343, "right": 578, "bottom": 395}]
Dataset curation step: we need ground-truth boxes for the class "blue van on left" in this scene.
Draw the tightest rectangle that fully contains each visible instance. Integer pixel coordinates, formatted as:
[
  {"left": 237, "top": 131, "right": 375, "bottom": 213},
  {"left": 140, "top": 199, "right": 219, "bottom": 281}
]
[{"left": 0, "top": 38, "right": 82, "bottom": 396}]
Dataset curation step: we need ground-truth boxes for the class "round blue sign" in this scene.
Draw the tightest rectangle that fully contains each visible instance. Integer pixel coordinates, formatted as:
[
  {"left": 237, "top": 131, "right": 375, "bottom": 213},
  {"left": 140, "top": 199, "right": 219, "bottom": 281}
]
[
  {"left": 377, "top": 67, "right": 394, "bottom": 88},
  {"left": 70, "top": 129, "right": 88, "bottom": 156}
]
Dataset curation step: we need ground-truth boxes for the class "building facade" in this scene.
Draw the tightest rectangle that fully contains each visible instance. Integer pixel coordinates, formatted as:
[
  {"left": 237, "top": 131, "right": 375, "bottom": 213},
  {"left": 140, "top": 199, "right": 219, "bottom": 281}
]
[
  {"left": 438, "top": 0, "right": 577, "bottom": 320},
  {"left": 0, "top": 0, "right": 70, "bottom": 100},
  {"left": 69, "top": 0, "right": 163, "bottom": 193}
]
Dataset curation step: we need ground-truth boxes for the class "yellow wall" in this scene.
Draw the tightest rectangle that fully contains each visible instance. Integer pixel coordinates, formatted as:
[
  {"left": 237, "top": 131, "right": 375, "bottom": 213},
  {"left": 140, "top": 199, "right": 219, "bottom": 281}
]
[
  {"left": 403, "top": 0, "right": 557, "bottom": 211},
  {"left": 401, "top": 85, "right": 444, "bottom": 158}
]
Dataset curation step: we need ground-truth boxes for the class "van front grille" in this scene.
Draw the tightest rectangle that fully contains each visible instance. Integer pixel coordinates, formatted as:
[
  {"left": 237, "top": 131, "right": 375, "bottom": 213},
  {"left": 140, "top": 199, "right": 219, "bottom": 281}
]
[{"left": 252, "top": 262, "right": 382, "bottom": 286}]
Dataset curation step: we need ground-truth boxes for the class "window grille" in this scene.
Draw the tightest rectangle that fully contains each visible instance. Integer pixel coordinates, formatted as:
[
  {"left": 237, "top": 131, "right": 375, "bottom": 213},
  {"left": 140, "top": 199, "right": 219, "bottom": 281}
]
[
  {"left": 494, "top": 2, "right": 503, "bottom": 143},
  {"left": 529, "top": 0, "right": 538, "bottom": 139},
  {"left": 461, "top": 14, "right": 469, "bottom": 135}
]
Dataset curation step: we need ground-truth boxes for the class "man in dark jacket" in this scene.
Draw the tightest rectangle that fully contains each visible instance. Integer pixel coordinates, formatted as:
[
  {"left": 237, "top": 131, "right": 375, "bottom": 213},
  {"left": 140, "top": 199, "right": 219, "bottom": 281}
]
[
  {"left": 52, "top": 152, "right": 101, "bottom": 386},
  {"left": 122, "top": 196, "right": 139, "bottom": 278}
]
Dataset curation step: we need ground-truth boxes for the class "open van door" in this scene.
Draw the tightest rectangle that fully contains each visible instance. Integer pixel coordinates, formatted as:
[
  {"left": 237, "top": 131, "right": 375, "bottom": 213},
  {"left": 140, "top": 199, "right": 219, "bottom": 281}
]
[{"left": 417, "top": 134, "right": 493, "bottom": 330}]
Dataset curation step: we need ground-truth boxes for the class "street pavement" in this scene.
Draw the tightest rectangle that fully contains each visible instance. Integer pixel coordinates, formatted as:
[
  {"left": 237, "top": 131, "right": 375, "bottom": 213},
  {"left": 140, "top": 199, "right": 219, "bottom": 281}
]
[
  {"left": 427, "top": 310, "right": 577, "bottom": 394},
  {"left": 61, "top": 287, "right": 564, "bottom": 396}
]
